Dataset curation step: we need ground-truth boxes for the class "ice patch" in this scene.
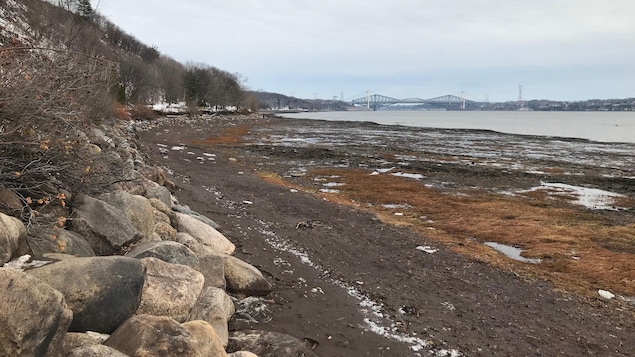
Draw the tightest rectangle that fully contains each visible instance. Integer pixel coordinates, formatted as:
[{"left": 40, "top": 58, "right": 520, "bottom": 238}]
[
  {"left": 323, "top": 182, "right": 345, "bottom": 187},
  {"left": 523, "top": 182, "right": 625, "bottom": 210},
  {"left": 171, "top": 146, "right": 186, "bottom": 151},
  {"left": 320, "top": 188, "right": 340, "bottom": 193},
  {"left": 3, "top": 255, "right": 51, "bottom": 271},
  {"left": 392, "top": 172, "right": 425, "bottom": 180}
]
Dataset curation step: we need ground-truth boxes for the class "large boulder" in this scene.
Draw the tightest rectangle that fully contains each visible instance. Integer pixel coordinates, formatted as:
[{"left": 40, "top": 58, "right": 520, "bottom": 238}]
[
  {"left": 27, "top": 256, "right": 145, "bottom": 333},
  {"left": 0, "top": 212, "right": 26, "bottom": 264},
  {"left": 68, "top": 344, "right": 129, "bottom": 357},
  {"left": 126, "top": 241, "right": 199, "bottom": 269},
  {"left": 0, "top": 269, "right": 73, "bottom": 357},
  {"left": 99, "top": 190, "right": 156, "bottom": 240},
  {"left": 197, "top": 253, "right": 226, "bottom": 289},
  {"left": 149, "top": 197, "right": 177, "bottom": 227},
  {"left": 182, "top": 320, "right": 227, "bottom": 357},
  {"left": 69, "top": 195, "right": 143, "bottom": 255},
  {"left": 176, "top": 212, "right": 235, "bottom": 255},
  {"left": 16, "top": 228, "right": 95, "bottom": 257},
  {"left": 173, "top": 205, "right": 222, "bottom": 230},
  {"left": 105, "top": 315, "right": 201, "bottom": 357},
  {"left": 223, "top": 255, "right": 272, "bottom": 296},
  {"left": 137, "top": 257, "right": 205, "bottom": 322},
  {"left": 145, "top": 185, "right": 172, "bottom": 207},
  {"left": 187, "top": 287, "right": 235, "bottom": 346},
  {"left": 228, "top": 330, "right": 318, "bottom": 357},
  {"left": 62, "top": 332, "right": 100, "bottom": 355},
  {"left": 154, "top": 221, "right": 177, "bottom": 241}
]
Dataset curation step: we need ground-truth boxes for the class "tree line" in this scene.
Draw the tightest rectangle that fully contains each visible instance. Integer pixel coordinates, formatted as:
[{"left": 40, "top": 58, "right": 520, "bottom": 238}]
[{"left": 9, "top": 0, "right": 252, "bottom": 110}]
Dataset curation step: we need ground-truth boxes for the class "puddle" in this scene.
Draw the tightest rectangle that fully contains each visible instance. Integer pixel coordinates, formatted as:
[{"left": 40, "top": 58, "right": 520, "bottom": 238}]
[{"left": 484, "top": 242, "right": 541, "bottom": 264}]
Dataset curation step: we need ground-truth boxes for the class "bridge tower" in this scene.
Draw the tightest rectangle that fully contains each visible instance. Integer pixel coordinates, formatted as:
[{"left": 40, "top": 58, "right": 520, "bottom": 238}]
[{"left": 518, "top": 85, "right": 524, "bottom": 108}]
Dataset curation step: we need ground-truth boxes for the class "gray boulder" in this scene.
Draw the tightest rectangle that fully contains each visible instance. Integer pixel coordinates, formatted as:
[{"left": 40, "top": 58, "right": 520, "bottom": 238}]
[
  {"left": 99, "top": 190, "right": 156, "bottom": 240},
  {"left": 62, "top": 333, "right": 100, "bottom": 355},
  {"left": 145, "top": 185, "right": 173, "bottom": 207},
  {"left": 105, "top": 315, "right": 201, "bottom": 357},
  {"left": 0, "top": 212, "right": 26, "bottom": 264},
  {"left": 0, "top": 269, "right": 73, "bottom": 357},
  {"left": 150, "top": 197, "right": 178, "bottom": 227},
  {"left": 27, "top": 256, "right": 145, "bottom": 333},
  {"left": 176, "top": 212, "right": 235, "bottom": 255},
  {"left": 126, "top": 241, "right": 199, "bottom": 269},
  {"left": 137, "top": 257, "right": 205, "bottom": 322},
  {"left": 68, "top": 344, "right": 128, "bottom": 357},
  {"left": 69, "top": 195, "right": 143, "bottom": 255},
  {"left": 173, "top": 204, "right": 222, "bottom": 230},
  {"left": 223, "top": 255, "right": 272, "bottom": 296},
  {"left": 187, "top": 287, "right": 235, "bottom": 346},
  {"left": 228, "top": 330, "right": 318, "bottom": 357},
  {"left": 16, "top": 228, "right": 95, "bottom": 257},
  {"left": 197, "top": 253, "right": 226, "bottom": 289}
]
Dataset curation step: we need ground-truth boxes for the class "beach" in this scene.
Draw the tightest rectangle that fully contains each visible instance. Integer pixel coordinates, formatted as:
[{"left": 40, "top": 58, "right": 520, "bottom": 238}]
[{"left": 137, "top": 114, "right": 635, "bottom": 356}]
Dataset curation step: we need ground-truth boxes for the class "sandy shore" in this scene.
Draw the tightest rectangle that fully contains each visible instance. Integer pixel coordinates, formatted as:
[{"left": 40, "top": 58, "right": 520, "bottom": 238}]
[{"left": 137, "top": 114, "right": 635, "bottom": 357}]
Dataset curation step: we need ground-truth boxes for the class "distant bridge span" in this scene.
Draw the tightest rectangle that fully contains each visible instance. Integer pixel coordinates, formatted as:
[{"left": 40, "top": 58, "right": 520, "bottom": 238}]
[{"left": 351, "top": 94, "right": 473, "bottom": 110}]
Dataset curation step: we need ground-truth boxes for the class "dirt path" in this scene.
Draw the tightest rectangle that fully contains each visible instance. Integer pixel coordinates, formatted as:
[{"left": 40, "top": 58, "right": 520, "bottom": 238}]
[{"left": 137, "top": 115, "right": 635, "bottom": 357}]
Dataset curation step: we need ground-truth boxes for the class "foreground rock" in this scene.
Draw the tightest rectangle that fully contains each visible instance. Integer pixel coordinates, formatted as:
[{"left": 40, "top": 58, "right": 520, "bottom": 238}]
[
  {"left": 188, "top": 286, "right": 235, "bottom": 346},
  {"left": 176, "top": 212, "right": 235, "bottom": 255},
  {"left": 136, "top": 257, "right": 205, "bottom": 322},
  {"left": 27, "top": 256, "right": 145, "bottom": 333},
  {"left": 228, "top": 330, "right": 318, "bottom": 357},
  {"left": 0, "top": 212, "right": 26, "bottom": 264},
  {"left": 67, "top": 344, "right": 128, "bottom": 357},
  {"left": 0, "top": 269, "right": 72, "bottom": 357},
  {"left": 223, "top": 255, "right": 272, "bottom": 296},
  {"left": 182, "top": 320, "right": 227, "bottom": 357},
  {"left": 69, "top": 195, "right": 143, "bottom": 255},
  {"left": 126, "top": 241, "right": 199, "bottom": 268},
  {"left": 99, "top": 190, "right": 156, "bottom": 241},
  {"left": 17, "top": 228, "right": 95, "bottom": 257},
  {"left": 197, "top": 253, "right": 227, "bottom": 289},
  {"left": 104, "top": 315, "right": 202, "bottom": 357}
]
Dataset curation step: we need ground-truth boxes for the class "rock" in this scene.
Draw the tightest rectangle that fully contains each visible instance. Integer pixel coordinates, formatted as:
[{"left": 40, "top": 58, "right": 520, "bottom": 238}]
[
  {"left": 68, "top": 344, "right": 128, "bottom": 357},
  {"left": 154, "top": 221, "right": 177, "bottom": 241},
  {"left": 126, "top": 241, "right": 199, "bottom": 268},
  {"left": 228, "top": 352, "right": 259, "bottom": 357},
  {"left": 16, "top": 228, "right": 95, "bottom": 257},
  {"left": 175, "top": 232, "right": 205, "bottom": 255},
  {"left": 145, "top": 185, "right": 173, "bottom": 207},
  {"left": 27, "top": 256, "right": 145, "bottom": 333},
  {"left": 149, "top": 197, "right": 178, "bottom": 227},
  {"left": 176, "top": 212, "right": 235, "bottom": 255},
  {"left": 69, "top": 195, "right": 143, "bottom": 255},
  {"left": 197, "top": 253, "right": 227, "bottom": 289},
  {"left": 0, "top": 269, "right": 73, "bottom": 357},
  {"left": 223, "top": 255, "right": 272, "bottom": 296},
  {"left": 0, "top": 185, "right": 22, "bottom": 212},
  {"left": 0, "top": 212, "right": 26, "bottom": 264},
  {"left": 598, "top": 289, "right": 615, "bottom": 300},
  {"left": 174, "top": 205, "right": 222, "bottom": 230},
  {"left": 228, "top": 330, "right": 318, "bottom": 357},
  {"left": 99, "top": 190, "right": 156, "bottom": 240},
  {"left": 187, "top": 287, "right": 235, "bottom": 346},
  {"left": 105, "top": 315, "right": 201, "bottom": 357},
  {"left": 137, "top": 257, "right": 205, "bottom": 322},
  {"left": 182, "top": 320, "right": 227, "bottom": 357},
  {"left": 62, "top": 333, "right": 100, "bottom": 355}
]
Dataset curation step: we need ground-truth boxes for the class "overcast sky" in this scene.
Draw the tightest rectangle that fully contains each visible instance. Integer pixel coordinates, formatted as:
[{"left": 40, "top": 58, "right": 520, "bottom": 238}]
[{"left": 91, "top": 0, "right": 635, "bottom": 102}]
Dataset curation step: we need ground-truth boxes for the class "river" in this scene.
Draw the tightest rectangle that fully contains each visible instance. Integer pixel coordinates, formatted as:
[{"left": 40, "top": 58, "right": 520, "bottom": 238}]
[{"left": 280, "top": 110, "right": 635, "bottom": 144}]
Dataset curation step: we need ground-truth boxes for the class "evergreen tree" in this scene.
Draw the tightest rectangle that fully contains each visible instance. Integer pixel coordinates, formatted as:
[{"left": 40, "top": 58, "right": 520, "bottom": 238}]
[{"left": 77, "top": 0, "right": 93, "bottom": 19}]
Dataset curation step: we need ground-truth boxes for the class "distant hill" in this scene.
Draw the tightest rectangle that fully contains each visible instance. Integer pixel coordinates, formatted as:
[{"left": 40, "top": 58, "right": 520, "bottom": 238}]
[{"left": 248, "top": 91, "right": 349, "bottom": 112}]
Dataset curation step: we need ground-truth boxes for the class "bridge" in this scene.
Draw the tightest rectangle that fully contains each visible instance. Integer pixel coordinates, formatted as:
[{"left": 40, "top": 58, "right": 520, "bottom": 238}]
[{"left": 351, "top": 94, "right": 474, "bottom": 110}]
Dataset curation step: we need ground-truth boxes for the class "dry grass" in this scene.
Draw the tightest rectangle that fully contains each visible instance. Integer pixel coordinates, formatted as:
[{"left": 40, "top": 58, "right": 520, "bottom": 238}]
[
  {"left": 190, "top": 125, "right": 252, "bottom": 146},
  {"left": 305, "top": 168, "right": 635, "bottom": 297}
]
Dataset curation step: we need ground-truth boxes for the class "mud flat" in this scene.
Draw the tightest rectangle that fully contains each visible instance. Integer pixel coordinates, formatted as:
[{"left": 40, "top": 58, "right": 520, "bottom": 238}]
[{"left": 138, "top": 115, "right": 635, "bottom": 357}]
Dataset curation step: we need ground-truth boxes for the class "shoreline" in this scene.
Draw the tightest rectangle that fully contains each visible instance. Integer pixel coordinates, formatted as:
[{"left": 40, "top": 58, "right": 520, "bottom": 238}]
[{"left": 137, "top": 114, "right": 635, "bottom": 356}]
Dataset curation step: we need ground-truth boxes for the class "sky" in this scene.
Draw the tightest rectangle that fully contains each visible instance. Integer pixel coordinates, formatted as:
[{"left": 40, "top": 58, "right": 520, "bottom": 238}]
[{"left": 91, "top": 0, "right": 635, "bottom": 102}]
